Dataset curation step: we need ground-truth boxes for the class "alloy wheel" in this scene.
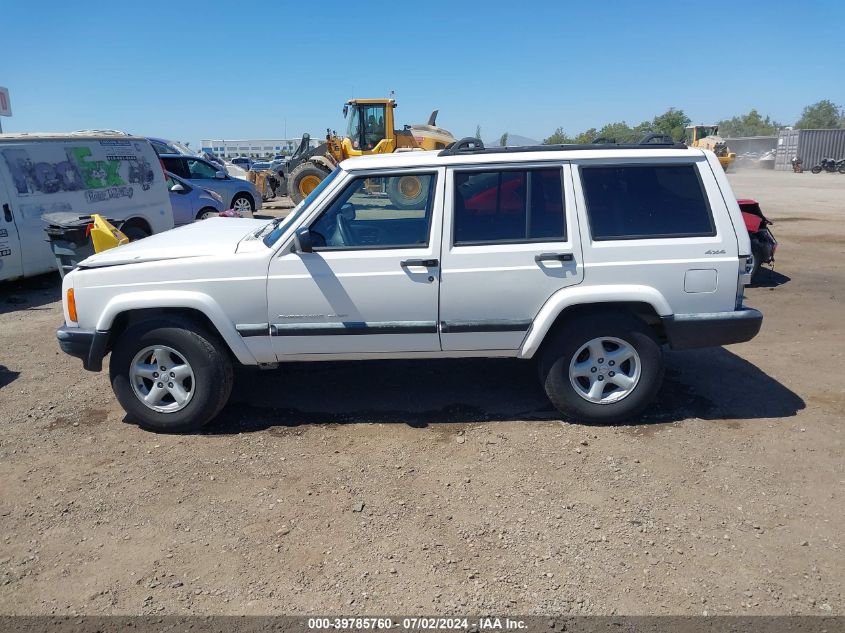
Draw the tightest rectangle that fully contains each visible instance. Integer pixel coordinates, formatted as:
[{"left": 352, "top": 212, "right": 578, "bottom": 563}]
[
  {"left": 129, "top": 345, "right": 195, "bottom": 413},
  {"left": 568, "top": 336, "right": 641, "bottom": 404}
]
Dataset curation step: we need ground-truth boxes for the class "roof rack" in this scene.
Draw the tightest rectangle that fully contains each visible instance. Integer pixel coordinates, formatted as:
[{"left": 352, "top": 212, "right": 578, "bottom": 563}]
[{"left": 439, "top": 134, "right": 687, "bottom": 157}]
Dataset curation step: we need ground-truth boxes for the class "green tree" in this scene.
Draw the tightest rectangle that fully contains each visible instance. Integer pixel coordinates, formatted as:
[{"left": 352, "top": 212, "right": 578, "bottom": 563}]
[
  {"left": 650, "top": 107, "right": 691, "bottom": 141},
  {"left": 543, "top": 127, "right": 573, "bottom": 144},
  {"left": 475, "top": 125, "right": 482, "bottom": 141},
  {"left": 717, "top": 109, "right": 782, "bottom": 137},
  {"left": 499, "top": 132, "right": 509, "bottom": 147},
  {"left": 572, "top": 128, "right": 598, "bottom": 144},
  {"left": 595, "top": 121, "right": 637, "bottom": 143},
  {"left": 795, "top": 100, "right": 844, "bottom": 129}
]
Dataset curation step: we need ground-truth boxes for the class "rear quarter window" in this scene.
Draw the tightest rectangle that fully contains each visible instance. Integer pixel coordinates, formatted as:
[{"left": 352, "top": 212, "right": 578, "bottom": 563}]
[{"left": 580, "top": 164, "right": 715, "bottom": 240}]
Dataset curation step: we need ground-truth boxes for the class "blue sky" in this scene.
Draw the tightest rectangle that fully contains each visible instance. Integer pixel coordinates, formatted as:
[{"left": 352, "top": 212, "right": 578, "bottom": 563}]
[{"left": 2, "top": 0, "right": 843, "bottom": 146}]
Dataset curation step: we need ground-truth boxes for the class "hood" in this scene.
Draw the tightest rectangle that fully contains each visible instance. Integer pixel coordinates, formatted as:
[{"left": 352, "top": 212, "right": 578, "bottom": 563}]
[{"left": 79, "top": 217, "right": 269, "bottom": 268}]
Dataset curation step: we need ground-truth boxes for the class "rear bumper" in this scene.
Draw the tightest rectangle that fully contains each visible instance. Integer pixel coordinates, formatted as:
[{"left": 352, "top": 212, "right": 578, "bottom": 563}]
[
  {"left": 56, "top": 326, "right": 109, "bottom": 372},
  {"left": 662, "top": 308, "right": 763, "bottom": 350}
]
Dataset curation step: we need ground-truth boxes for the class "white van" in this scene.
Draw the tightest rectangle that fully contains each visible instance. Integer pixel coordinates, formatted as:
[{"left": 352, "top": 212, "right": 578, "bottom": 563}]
[{"left": 0, "top": 133, "right": 174, "bottom": 281}]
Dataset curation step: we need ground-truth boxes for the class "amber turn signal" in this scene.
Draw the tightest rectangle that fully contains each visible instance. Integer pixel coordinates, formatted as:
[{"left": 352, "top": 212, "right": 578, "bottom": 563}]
[{"left": 67, "top": 288, "right": 78, "bottom": 322}]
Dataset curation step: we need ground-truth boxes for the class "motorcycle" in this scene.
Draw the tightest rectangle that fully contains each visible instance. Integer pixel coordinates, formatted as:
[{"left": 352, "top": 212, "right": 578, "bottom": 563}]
[
  {"left": 791, "top": 156, "right": 804, "bottom": 173},
  {"left": 738, "top": 199, "right": 777, "bottom": 281},
  {"left": 810, "top": 157, "right": 845, "bottom": 174}
]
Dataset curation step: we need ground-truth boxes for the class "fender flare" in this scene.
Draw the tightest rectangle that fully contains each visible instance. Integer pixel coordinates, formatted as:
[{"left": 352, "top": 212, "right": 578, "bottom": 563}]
[
  {"left": 518, "top": 285, "right": 673, "bottom": 359},
  {"left": 95, "top": 290, "right": 258, "bottom": 365},
  {"left": 309, "top": 155, "right": 337, "bottom": 172}
]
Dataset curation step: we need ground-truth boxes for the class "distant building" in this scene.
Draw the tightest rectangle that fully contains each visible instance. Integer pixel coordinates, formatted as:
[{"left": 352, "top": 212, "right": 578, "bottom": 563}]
[{"left": 200, "top": 137, "right": 320, "bottom": 159}]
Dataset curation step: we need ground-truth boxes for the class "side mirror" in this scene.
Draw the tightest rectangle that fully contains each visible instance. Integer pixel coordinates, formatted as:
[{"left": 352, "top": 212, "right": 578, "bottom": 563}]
[
  {"left": 214, "top": 170, "right": 226, "bottom": 179},
  {"left": 169, "top": 183, "right": 186, "bottom": 193},
  {"left": 294, "top": 226, "right": 313, "bottom": 253}
]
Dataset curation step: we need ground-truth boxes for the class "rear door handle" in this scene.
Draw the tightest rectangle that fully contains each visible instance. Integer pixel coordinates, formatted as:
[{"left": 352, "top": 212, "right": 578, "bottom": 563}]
[
  {"left": 535, "top": 252, "right": 573, "bottom": 262},
  {"left": 401, "top": 258, "right": 439, "bottom": 267},
  {"left": 2, "top": 204, "right": 11, "bottom": 223}
]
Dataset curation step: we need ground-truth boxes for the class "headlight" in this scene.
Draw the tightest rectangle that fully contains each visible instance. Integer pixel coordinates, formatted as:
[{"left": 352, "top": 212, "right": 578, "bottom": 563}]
[{"left": 205, "top": 189, "right": 223, "bottom": 203}]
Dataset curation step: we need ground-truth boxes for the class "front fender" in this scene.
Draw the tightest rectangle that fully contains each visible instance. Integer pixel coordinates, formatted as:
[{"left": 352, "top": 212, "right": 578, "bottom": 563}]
[
  {"left": 518, "top": 285, "right": 673, "bottom": 359},
  {"left": 95, "top": 290, "right": 257, "bottom": 365}
]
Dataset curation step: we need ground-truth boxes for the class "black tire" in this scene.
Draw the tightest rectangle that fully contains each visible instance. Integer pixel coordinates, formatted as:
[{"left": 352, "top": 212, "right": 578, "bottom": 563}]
[
  {"left": 122, "top": 224, "right": 150, "bottom": 241},
  {"left": 196, "top": 207, "right": 219, "bottom": 220},
  {"left": 287, "top": 163, "right": 329, "bottom": 205},
  {"left": 109, "top": 319, "right": 233, "bottom": 433},
  {"left": 386, "top": 175, "right": 427, "bottom": 210},
  {"left": 539, "top": 312, "right": 664, "bottom": 424},
  {"left": 231, "top": 193, "right": 255, "bottom": 214},
  {"left": 839, "top": 164, "right": 845, "bottom": 175},
  {"left": 811, "top": 165, "right": 823, "bottom": 174}
]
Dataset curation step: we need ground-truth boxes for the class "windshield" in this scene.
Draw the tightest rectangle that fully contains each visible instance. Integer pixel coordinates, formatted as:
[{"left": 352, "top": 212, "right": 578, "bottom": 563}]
[
  {"left": 346, "top": 105, "right": 362, "bottom": 148},
  {"left": 260, "top": 167, "right": 343, "bottom": 246}
]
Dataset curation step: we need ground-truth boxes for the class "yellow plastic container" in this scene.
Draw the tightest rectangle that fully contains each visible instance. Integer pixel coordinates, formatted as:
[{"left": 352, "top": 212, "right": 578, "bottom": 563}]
[{"left": 89, "top": 214, "right": 129, "bottom": 253}]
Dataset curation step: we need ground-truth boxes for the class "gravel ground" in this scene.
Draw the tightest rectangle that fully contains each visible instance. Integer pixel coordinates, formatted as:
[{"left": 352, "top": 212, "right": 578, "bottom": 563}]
[{"left": 0, "top": 170, "right": 842, "bottom": 616}]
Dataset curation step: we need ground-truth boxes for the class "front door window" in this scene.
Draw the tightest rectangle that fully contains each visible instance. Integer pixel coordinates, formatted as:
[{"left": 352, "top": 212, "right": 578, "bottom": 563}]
[{"left": 309, "top": 173, "right": 435, "bottom": 249}]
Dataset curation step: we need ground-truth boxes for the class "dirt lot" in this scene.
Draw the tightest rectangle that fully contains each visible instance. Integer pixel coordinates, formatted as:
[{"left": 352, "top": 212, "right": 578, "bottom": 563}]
[{"left": 0, "top": 170, "right": 842, "bottom": 616}]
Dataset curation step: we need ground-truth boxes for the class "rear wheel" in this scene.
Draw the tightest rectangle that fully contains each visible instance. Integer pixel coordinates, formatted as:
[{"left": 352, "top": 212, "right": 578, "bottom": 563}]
[
  {"left": 386, "top": 175, "right": 427, "bottom": 209},
  {"left": 288, "top": 163, "right": 329, "bottom": 204},
  {"left": 122, "top": 224, "right": 150, "bottom": 241},
  {"left": 539, "top": 313, "right": 664, "bottom": 424},
  {"left": 109, "top": 320, "right": 233, "bottom": 433}
]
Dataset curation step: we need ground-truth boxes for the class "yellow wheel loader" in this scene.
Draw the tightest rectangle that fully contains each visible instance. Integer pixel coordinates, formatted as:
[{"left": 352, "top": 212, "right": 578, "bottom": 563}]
[
  {"left": 284, "top": 98, "right": 455, "bottom": 205},
  {"left": 685, "top": 125, "right": 736, "bottom": 171}
]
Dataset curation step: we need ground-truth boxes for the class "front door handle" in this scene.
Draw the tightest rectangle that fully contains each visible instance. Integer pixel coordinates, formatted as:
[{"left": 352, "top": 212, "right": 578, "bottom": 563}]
[
  {"left": 401, "top": 258, "right": 438, "bottom": 268},
  {"left": 2, "top": 204, "right": 11, "bottom": 222},
  {"left": 535, "top": 252, "right": 573, "bottom": 262}
]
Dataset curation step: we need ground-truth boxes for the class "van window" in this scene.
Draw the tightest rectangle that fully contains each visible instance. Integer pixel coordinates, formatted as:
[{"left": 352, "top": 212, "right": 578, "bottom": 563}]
[
  {"left": 581, "top": 164, "right": 715, "bottom": 240},
  {"left": 453, "top": 168, "right": 566, "bottom": 245}
]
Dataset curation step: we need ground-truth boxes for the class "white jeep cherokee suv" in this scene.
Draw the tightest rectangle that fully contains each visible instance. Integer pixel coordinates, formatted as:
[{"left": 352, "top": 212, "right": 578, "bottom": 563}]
[{"left": 57, "top": 138, "right": 762, "bottom": 432}]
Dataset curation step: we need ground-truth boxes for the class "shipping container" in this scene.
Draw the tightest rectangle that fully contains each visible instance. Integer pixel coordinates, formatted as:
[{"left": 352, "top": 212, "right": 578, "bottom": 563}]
[
  {"left": 775, "top": 128, "right": 845, "bottom": 171},
  {"left": 725, "top": 136, "right": 777, "bottom": 155}
]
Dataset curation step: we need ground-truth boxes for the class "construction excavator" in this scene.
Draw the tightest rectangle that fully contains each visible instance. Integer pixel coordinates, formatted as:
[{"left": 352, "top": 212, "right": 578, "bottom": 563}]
[
  {"left": 283, "top": 98, "right": 455, "bottom": 206},
  {"left": 684, "top": 125, "right": 736, "bottom": 171}
]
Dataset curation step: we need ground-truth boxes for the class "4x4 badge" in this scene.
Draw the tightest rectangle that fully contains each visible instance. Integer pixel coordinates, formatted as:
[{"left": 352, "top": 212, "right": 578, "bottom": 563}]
[{"left": 704, "top": 249, "right": 726, "bottom": 255}]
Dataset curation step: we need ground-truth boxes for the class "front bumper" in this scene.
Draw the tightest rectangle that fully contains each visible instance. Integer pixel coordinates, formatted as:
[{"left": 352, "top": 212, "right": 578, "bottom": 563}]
[
  {"left": 661, "top": 308, "right": 763, "bottom": 350},
  {"left": 56, "top": 326, "right": 109, "bottom": 372}
]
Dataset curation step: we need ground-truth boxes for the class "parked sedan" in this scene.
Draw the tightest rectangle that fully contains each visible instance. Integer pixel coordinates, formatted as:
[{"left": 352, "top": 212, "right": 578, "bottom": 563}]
[
  {"left": 166, "top": 172, "right": 225, "bottom": 226},
  {"left": 148, "top": 137, "right": 195, "bottom": 156},
  {"left": 160, "top": 154, "right": 261, "bottom": 215}
]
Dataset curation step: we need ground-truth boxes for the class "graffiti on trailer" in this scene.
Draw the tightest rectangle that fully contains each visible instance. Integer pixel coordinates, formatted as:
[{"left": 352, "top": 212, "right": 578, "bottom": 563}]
[
  {"left": 85, "top": 186, "right": 134, "bottom": 203},
  {"left": 1, "top": 145, "right": 155, "bottom": 196}
]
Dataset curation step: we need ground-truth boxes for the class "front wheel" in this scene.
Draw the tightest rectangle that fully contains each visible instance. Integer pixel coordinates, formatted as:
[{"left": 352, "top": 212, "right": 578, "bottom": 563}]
[
  {"left": 287, "top": 163, "right": 329, "bottom": 205},
  {"left": 110, "top": 320, "right": 233, "bottom": 432},
  {"left": 539, "top": 313, "right": 664, "bottom": 424},
  {"left": 811, "top": 165, "right": 823, "bottom": 174},
  {"left": 231, "top": 193, "right": 255, "bottom": 215},
  {"left": 196, "top": 207, "right": 219, "bottom": 220}
]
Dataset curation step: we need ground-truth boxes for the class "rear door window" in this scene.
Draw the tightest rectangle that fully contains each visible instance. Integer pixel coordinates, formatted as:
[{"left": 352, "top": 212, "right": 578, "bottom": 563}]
[
  {"left": 580, "top": 164, "right": 714, "bottom": 240},
  {"left": 453, "top": 168, "right": 566, "bottom": 244},
  {"left": 161, "top": 157, "right": 189, "bottom": 179}
]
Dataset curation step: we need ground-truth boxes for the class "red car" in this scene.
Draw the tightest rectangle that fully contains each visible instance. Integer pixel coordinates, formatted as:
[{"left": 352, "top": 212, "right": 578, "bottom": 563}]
[{"left": 738, "top": 198, "right": 777, "bottom": 280}]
